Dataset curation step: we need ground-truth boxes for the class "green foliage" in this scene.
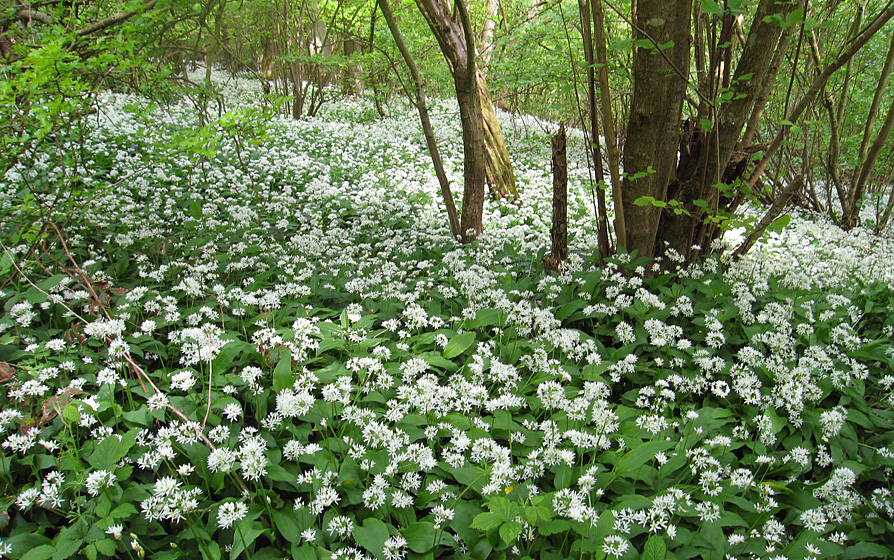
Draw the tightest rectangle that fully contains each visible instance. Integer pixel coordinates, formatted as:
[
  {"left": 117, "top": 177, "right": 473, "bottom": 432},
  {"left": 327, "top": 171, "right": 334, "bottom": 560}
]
[{"left": 2, "top": 72, "right": 894, "bottom": 560}]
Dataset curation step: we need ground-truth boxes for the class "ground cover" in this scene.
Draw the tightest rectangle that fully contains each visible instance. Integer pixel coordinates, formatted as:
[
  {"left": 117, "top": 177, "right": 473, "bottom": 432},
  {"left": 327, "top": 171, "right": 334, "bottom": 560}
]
[{"left": 1, "top": 72, "right": 894, "bottom": 560}]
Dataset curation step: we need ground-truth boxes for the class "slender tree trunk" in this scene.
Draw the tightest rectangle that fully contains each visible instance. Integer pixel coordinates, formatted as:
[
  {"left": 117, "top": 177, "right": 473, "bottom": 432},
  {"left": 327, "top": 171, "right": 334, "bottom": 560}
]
[
  {"left": 592, "top": 0, "right": 624, "bottom": 249},
  {"left": 578, "top": 0, "right": 610, "bottom": 263},
  {"left": 377, "top": 0, "right": 461, "bottom": 238},
  {"left": 842, "top": 28, "right": 894, "bottom": 228},
  {"left": 413, "top": 0, "right": 487, "bottom": 241},
  {"left": 747, "top": 4, "right": 894, "bottom": 189},
  {"left": 544, "top": 125, "right": 568, "bottom": 274},
  {"left": 413, "top": 0, "right": 515, "bottom": 239}
]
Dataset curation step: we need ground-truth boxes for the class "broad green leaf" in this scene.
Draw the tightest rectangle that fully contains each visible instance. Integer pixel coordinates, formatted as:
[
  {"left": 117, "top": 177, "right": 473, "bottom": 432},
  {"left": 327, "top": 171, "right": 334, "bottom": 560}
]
[
  {"left": 465, "top": 308, "right": 504, "bottom": 329},
  {"left": 272, "top": 509, "right": 304, "bottom": 544},
  {"left": 843, "top": 542, "right": 894, "bottom": 559},
  {"left": 273, "top": 348, "right": 294, "bottom": 392},
  {"left": 230, "top": 520, "right": 264, "bottom": 560},
  {"left": 88, "top": 429, "right": 138, "bottom": 471},
  {"left": 766, "top": 215, "right": 791, "bottom": 234},
  {"left": 615, "top": 440, "right": 675, "bottom": 474},
  {"left": 487, "top": 496, "right": 521, "bottom": 521},
  {"left": 402, "top": 521, "right": 437, "bottom": 553},
  {"left": 22, "top": 546, "right": 55, "bottom": 560},
  {"left": 443, "top": 332, "right": 476, "bottom": 359},
  {"left": 353, "top": 517, "right": 391, "bottom": 558},
  {"left": 499, "top": 521, "right": 523, "bottom": 545},
  {"left": 700, "top": 0, "right": 723, "bottom": 14},
  {"left": 537, "top": 519, "right": 570, "bottom": 536},
  {"left": 189, "top": 200, "right": 203, "bottom": 220},
  {"left": 643, "top": 535, "right": 667, "bottom": 560},
  {"left": 471, "top": 512, "right": 502, "bottom": 531},
  {"left": 62, "top": 404, "right": 81, "bottom": 424},
  {"left": 93, "top": 539, "right": 118, "bottom": 557}
]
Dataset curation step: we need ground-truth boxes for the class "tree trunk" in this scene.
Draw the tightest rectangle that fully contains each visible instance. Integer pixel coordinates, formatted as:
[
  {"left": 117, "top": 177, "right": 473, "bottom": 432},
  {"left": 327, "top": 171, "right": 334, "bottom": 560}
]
[
  {"left": 477, "top": 71, "right": 518, "bottom": 197},
  {"left": 413, "top": 0, "right": 488, "bottom": 241},
  {"left": 620, "top": 0, "right": 692, "bottom": 261},
  {"left": 544, "top": 125, "right": 568, "bottom": 274},
  {"left": 653, "top": 0, "right": 794, "bottom": 260},
  {"left": 377, "top": 0, "right": 461, "bottom": 238}
]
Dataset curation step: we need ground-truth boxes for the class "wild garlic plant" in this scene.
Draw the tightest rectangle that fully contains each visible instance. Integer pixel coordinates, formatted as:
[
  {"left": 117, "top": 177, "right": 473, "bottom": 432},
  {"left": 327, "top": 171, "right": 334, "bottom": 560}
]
[{"left": 0, "top": 70, "right": 893, "bottom": 560}]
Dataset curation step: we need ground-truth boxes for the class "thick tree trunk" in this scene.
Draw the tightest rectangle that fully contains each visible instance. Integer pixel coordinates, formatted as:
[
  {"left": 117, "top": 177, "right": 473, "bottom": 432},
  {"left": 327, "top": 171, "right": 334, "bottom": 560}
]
[
  {"left": 477, "top": 71, "right": 518, "bottom": 197},
  {"left": 544, "top": 125, "right": 568, "bottom": 274},
  {"left": 414, "top": 0, "right": 488, "bottom": 241},
  {"left": 620, "top": 0, "right": 692, "bottom": 260},
  {"left": 653, "top": 0, "right": 793, "bottom": 260}
]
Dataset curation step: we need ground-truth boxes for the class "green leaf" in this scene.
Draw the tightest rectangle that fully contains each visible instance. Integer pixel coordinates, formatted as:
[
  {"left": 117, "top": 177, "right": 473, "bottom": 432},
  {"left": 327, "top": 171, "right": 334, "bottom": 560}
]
[
  {"left": 766, "top": 214, "right": 791, "bottom": 234},
  {"left": 537, "top": 519, "right": 570, "bottom": 536},
  {"left": 52, "top": 518, "right": 89, "bottom": 560},
  {"left": 353, "top": 518, "right": 391, "bottom": 557},
  {"left": 471, "top": 512, "right": 502, "bottom": 531},
  {"left": 62, "top": 404, "right": 81, "bottom": 424},
  {"left": 230, "top": 520, "right": 264, "bottom": 560},
  {"left": 643, "top": 535, "right": 667, "bottom": 560},
  {"left": 88, "top": 429, "right": 138, "bottom": 471},
  {"left": 273, "top": 348, "right": 294, "bottom": 392},
  {"left": 699, "top": 118, "right": 714, "bottom": 131},
  {"left": 93, "top": 539, "right": 118, "bottom": 556},
  {"left": 272, "top": 509, "right": 305, "bottom": 544},
  {"left": 189, "top": 200, "right": 203, "bottom": 220},
  {"left": 487, "top": 496, "right": 521, "bottom": 521},
  {"left": 402, "top": 521, "right": 437, "bottom": 553},
  {"left": 202, "top": 542, "right": 222, "bottom": 560},
  {"left": 465, "top": 308, "right": 504, "bottom": 329},
  {"left": 443, "top": 332, "right": 476, "bottom": 359},
  {"left": 22, "top": 546, "right": 55, "bottom": 560},
  {"left": 499, "top": 521, "right": 523, "bottom": 545},
  {"left": 615, "top": 440, "right": 675, "bottom": 474},
  {"left": 700, "top": 0, "right": 723, "bottom": 14},
  {"left": 212, "top": 340, "right": 251, "bottom": 375},
  {"left": 843, "top": 542, "right": 894, "bottom": 559}
]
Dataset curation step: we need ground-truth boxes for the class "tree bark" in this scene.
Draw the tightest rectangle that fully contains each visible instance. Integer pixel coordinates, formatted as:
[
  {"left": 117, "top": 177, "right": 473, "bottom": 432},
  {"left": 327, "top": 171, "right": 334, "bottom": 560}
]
[
  {"left": 544, "top": 125, "right": 568, "bottom": 274},
  {"left": 592, "top": 0, "right": 625, "bottom": 249},
  {"left": 620, "top": 0, "right": 692, "bottom": 260},
  {"left": 377, "top": 0, "right": 461, "bottom": 238},
  {"left": 653, "top": 0, "right": 793, "bottom": 260},
  {"left": 414, "top": 0, "right": 516, "bottom": 208},
  {"left": 413, "top": 0, "right": 487, "bottom": 241}
]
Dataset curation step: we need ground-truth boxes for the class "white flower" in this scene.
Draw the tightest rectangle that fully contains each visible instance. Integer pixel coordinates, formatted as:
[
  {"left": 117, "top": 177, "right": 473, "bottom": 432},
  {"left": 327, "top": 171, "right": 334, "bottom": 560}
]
[
  {"left": 85, "top": 470, "right": 117, "bottom": 496},
  {"left": 218, "top": 501, "right": 248, "bottom": 529},
  {"left": 602, "top": 535, "right": 629, "bottom": 558},
  {"left": 223, "top": 403, "right": 242, "bottom": 422}
]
